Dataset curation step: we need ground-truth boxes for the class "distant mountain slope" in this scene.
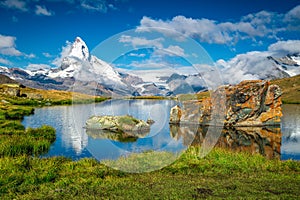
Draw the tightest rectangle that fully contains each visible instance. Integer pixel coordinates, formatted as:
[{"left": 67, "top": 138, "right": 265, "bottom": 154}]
[
  {"left": 0, "top": 74, "right": 18, "bottom": 84},
  {"left": 272, "top": 74, "right": 300, "bottom": 104}
]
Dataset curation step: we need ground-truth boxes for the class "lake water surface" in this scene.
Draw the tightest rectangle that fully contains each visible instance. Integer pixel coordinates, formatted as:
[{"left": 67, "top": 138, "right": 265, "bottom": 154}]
[{"left": 22, "top": 100, "right": 300, "bottom": 161}]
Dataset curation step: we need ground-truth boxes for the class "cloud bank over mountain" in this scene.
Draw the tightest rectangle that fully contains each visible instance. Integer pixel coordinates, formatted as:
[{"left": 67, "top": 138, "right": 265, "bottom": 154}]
[{"left": 217, "top": 40, "right": 300, "bottom": 84}]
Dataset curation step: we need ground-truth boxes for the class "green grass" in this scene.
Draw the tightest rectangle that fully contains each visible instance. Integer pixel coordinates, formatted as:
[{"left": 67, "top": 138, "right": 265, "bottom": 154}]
[
  {"left": 0, "top": 110, "right": 56, "bottom": 157},
  {"left": 117, "top": 115, "right": 140, "bottom": 126},
  {"left": 0, "top": 148, "right": 299, "bottom": 199},
  {"left": 0, "top": 100, "right": 56, "bottom": 158}
]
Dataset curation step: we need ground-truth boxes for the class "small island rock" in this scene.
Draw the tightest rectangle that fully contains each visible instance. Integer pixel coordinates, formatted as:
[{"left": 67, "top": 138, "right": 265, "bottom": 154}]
[{"left": 86, "top": 115, "right": 150, "bottom": 133}]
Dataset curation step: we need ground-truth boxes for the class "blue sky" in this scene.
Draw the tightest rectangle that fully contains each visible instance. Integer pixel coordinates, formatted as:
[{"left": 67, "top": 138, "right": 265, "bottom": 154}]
[{"left": 0, "top": 0, "right": 300, "bottom": 70}]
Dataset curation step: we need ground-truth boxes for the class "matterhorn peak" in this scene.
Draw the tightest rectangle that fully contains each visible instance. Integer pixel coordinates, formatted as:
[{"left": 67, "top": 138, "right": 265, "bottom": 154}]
[{"left": 68, "top": 36, "right": 90, "bottom": 61}]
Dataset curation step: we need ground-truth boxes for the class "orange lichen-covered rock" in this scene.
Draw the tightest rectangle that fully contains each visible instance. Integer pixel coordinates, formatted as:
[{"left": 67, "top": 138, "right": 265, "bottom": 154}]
[{"left": 170, "top": 80, "right": 282, "bottom": 127}]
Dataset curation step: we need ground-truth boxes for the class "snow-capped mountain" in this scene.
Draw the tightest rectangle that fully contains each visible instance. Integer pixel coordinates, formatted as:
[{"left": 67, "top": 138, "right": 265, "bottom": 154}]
[
  {"left": 0, "top": 66, "right": 11, "bottom": 78},
  {"left": 48, "top": 37, "right": 123, "bottom": 84},
  {"left": 0, "top": 37, "right": 161, "bottom": 96},
  {"left": 267, "top": 53, "right": 300, "bottom": 76},
  {"left": 68, "top": 37, "right": 90, "bottom": 61}
]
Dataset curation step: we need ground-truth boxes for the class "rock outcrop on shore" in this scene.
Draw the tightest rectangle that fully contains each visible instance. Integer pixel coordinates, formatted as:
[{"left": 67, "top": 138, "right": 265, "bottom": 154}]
[{"left": 170, "top": 80, "right": 282, "bottom": 127}]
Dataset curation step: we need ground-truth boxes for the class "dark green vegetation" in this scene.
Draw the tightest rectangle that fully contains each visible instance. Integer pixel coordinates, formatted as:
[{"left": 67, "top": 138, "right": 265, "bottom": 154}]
[
  {"left": 0, "top": 102, "right": 56, "bottom": 157},
  {"left": 272, "top": 74, "right": 300, "bottom": 104}
]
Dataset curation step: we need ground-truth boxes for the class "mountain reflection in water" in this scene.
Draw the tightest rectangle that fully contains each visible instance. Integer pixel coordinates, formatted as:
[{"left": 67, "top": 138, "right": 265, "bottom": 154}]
[{"left": 170, "top": 125, "right": 281, "bottom": 159}]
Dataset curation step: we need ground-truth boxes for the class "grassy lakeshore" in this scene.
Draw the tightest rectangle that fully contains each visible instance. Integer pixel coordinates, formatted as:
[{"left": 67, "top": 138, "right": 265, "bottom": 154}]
[
  {"left": 0, "top": 80, "right": 300, "bottom": 199},
  {"left": 0, "top": 82, "right": 108, "bottom": 157},
  {"left": 0, "top": 95, "right": 299, "bottom": 199}
]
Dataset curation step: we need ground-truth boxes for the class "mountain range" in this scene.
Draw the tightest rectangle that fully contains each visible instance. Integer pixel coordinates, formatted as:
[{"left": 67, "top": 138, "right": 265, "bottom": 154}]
[{"left": 0, "top": 37, "right": 300, "bottom": 97}]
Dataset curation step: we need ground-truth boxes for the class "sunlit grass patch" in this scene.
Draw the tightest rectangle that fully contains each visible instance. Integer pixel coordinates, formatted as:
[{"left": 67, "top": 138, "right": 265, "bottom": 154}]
[{"left": 103, "top": 150, "right": 179, "bottom": 173}]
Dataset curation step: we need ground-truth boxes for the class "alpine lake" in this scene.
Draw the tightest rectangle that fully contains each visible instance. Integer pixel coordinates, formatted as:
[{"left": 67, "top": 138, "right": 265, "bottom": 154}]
[{"left": 22, "top": 99, "right": 300, "bottom": 161}]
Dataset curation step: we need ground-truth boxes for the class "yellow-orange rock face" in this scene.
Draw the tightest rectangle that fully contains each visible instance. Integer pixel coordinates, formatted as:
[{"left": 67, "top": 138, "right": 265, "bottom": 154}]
[{"left": 170, "top": 80, "right": 282, "bottom": 127}]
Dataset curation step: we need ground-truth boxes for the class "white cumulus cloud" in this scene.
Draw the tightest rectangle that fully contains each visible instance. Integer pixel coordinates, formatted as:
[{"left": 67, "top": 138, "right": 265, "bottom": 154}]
[
  {"left": 128, "top": 53, "right": 146, "bottom": 57},
  {"left": 119, "top": 35, "right": 164, "bottom": 48},
  {"left": 26, "top": 63, "right": 51, "bottom": 71},
  {"left": 43, "top": 52, "right": 53, "bottom": 58},
  {"left": 0, "top": 58, "right": 12, "bottom": 66},
  {"left": 0, "top": 34, "right": 22, "bottom": 56},
  {"left": 138, "top": 16, "right": 235, "bottom": 44},
  {"left": 136, "top": 5, "right": 300, "bottom": 46},
  {"left": 285, "top": 5, "right": 300, "bottom": 21},
  {"left": 80, "top": 0, "right": 108, "bottom": 13},
  {"left": 52, "top": 41, "right": 72, "bottom": 66},
  {"left": 159, "top": 45, "right": 186, "bottom": 57},
  {"left": 35, "top": 5, "right": 54, "bottom": 16},
  {"left": 268, "top": 40, "right": 300, "bottom": 55},
  {"left": 26, "top": 53, "right": 36, "bottom": 58},
  {"left": 0, "top": 0, "right": 28, "bottom": 12}
]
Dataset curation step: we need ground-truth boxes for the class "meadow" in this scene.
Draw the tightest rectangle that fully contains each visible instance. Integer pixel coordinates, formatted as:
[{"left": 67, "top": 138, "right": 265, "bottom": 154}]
[{"left": 0, "top": 90, "right": 299, "bottom": 199}]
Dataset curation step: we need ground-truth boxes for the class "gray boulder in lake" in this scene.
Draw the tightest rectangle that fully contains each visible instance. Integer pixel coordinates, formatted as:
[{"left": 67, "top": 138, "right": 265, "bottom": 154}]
[{"left": 86, "top": 115, "right": 151, "bottom": 139}]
